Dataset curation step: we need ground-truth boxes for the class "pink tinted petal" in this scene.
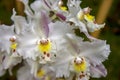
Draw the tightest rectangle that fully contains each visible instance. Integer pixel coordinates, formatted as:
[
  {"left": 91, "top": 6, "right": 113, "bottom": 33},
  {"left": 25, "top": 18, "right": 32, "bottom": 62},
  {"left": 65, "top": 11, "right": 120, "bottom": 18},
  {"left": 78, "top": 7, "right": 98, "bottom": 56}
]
[
  {"left": 90, "top": 64, "right": 107, "bottom": 78},
  {"left": 41, "top": 11, "right": 50, "bottom": 37}
]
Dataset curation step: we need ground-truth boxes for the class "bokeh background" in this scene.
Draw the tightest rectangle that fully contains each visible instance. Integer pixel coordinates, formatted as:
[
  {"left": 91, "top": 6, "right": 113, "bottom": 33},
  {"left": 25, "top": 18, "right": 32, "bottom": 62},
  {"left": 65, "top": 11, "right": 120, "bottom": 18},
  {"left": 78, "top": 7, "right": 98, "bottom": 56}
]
[{"left": 0, "top": 0, "right": 120, "bottom": 80}]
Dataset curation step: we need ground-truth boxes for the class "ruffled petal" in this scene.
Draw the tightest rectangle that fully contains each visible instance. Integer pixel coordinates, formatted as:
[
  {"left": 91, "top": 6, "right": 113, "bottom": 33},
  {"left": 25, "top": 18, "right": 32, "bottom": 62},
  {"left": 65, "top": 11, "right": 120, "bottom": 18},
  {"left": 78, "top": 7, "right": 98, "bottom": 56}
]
[
  {"left": 65, "top": 34, "right": 110, "bottom": 65},
  {"left": 18, "top": 44, "right": 38, "bottom": 60},
  {"left": 11, "top": 9, "right": 28, "bottom": 34},
  {"left": 0, "top": 25, "right": 14, "bottom": 53},
  {"left": 90, "top": 64, "right": 107, "bottom": 78},
  {"left": 18, "top": 32, "right": 39, "bottom": 60},
  {"left": 50, "top": 48, "right": 74, "bottom": 78},
  {"left": 79, "top": 40, "right": 110, "bottom": 65}
]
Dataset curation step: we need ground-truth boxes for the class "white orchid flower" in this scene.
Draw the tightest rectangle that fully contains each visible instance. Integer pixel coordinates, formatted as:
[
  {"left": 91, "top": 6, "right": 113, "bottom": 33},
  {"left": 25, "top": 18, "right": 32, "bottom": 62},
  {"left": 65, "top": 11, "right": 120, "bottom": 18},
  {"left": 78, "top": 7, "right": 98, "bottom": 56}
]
[
  {"left": 0, "top": 25, "right": 22, "bottom": 57},
  {"left": 36, "top": 65, "right": 56, "bottom": 80},
  {"left": 17, "top": 60, "right": 56, "bottom": 80},
  {"left": 0, "top": 8, "right": 27, "bottom": 76},
  {"left": 50, "top": 34, "right": 110, "bottom": 80},
  {"left": 66, "top": 0, "right": 105, "bottom": 40},
  {"left": 30, "top": 0, "right": 64, "bottom": 21},
  {"left": 0, "top": 7, "right": 29, "bottom": 55},
  {"left": 30, "top": 0, "right": 67, "bottom": 21},
  {"left": 0, "top": 0, "right": 110, "bottom": 80},
  {"left": 17, "top": 8, "right": 73, "bottom": 64},
  {"left": 2, "top": 52, "right": 22, "bottom": 75},
  {"left": 0, "top": 51, "right": 22, "bottom": 76}
]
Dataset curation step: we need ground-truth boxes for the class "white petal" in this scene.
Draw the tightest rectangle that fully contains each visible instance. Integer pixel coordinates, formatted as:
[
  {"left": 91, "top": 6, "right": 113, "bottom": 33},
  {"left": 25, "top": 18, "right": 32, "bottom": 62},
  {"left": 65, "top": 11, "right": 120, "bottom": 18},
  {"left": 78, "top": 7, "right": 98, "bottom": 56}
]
[
  {"left": 26, "top": 59, "right": 39, "bottom": 76},
  {"left": 11, "top": 9, "right": 28, "bottom": 34},
  {"left": 31, "top": 11, "right": 50, "bottom": 38},
  {"left": 18, "top": 30, "right": 39, "bottom": 60},
  {"left": 65, "top": 34, "right": 83, "bottom": 54},
  {"left": 79, "top": 40, "right": 110, "bottom": 65},
  {"left": 49, "top": 21, "right": 73, "bottom": 39},
  {"left": 87, "top": 22, "right": 105, "bottom": 32},
  {"left": 65, "top": 34, "right": 110, "bottom": 65},
  {"left": 90, "top": 64, "right": 107, "bottom": 78},
  {"left": 77, "top": 21, "right": 97, "bottom": 40},
  {"left": 30, "top": 0, "right": 49, "bottom": 12},
  {"left": 18, "top": 45, "right": 38, "bottom": 60},
  {"left": 50, "top": 48, "right": 74, "bottom": 78},
  {"left": 2, "top": 53, "right": 22, "bottom": 69},
  {"left": 0, "top": 25, "right": 14, "bottom": 53},
  {"left": 17, "top": 64, "right": 34, "bottom": 80},
  {"left": 67, "top": 0, "right": 82, "bottom": 16},
  {"left": 68, "top": 18, "right": 96, "bottom": 40}
]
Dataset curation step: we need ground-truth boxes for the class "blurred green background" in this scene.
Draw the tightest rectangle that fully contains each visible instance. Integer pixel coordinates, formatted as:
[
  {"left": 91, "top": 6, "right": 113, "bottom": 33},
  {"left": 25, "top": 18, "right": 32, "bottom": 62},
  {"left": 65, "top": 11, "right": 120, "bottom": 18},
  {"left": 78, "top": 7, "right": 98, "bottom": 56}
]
[{"left": 0, "top": 0, "right": 120, "bottom": 80}]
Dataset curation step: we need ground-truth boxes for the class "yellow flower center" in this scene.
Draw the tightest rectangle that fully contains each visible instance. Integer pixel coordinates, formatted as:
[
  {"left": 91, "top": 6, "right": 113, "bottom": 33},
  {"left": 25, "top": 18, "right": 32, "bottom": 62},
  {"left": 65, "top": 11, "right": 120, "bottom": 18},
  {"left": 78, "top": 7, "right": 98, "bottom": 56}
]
[
  {"left": 73, "top": 57, "right": 86, "bottom": 73},
  {"left": 9, "top": 36, "right": 17, "bottom": 51},
  {"left": 10, "top": 43, "right": 17, "bottom": 50},
  {"left": 58, "top": 0, "right": 67, "bottom": 11},
  {"left": 38, "top": 40, "right": 51, "bottom": 53},
  {"left": 60, "top": 6, "right": 67, "bottom": 11},
  {"left": 37, "top": 69, "right": 45, "bottom": 78},
  {"left": 84, "top": 14, "right": 95, "bottom": 22}
]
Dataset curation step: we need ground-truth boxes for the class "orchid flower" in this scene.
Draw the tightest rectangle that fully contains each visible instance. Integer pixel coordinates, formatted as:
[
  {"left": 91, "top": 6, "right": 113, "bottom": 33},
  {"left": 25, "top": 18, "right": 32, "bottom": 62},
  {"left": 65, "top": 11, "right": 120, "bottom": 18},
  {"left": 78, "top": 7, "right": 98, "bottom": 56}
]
[
  {"left": 17, "top": 8, "right": 73, "bottom": 63},
  {"left": 24, "top": 0, "right": 65, "bottom": 21},
  {"left": 0, "top": 8, "right": 28, "bottom": 76},
  {"left": 50, "top": 34, "right": 110, "bottom": 80},
  {"left": 66, "top": 0, "right": 105, "bottom": 40},
  {"left": 0, "top": 0, "right": 110, "bottom": 80},
  {"left": 0, "top": 25, "right": 22, "bottom": 75},
  {"left": 1, "top": 51, "right": 22, "bottom": 75},
  {"left": 17, "top": 60, "right": 56, "bottom": 80}
]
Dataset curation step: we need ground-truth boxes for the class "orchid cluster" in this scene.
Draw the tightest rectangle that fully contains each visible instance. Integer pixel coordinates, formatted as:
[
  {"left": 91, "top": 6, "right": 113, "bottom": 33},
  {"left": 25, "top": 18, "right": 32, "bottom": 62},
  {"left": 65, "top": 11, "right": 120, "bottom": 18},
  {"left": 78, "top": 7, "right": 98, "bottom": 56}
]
[{"left": 0, "top": 0, "right": 110, "bottom": 80}]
